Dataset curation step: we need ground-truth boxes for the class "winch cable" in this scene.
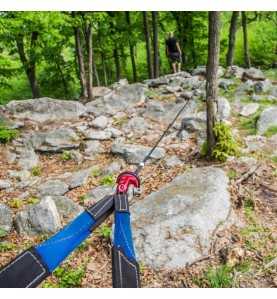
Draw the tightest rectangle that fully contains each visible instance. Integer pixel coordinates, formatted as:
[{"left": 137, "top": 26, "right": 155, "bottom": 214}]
[{"left": 135, "top": 98, "right": 191, "bottom": 175}]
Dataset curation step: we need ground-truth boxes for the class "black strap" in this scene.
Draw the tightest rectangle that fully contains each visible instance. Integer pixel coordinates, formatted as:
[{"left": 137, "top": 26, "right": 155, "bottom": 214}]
[
  {"left": 0, "top": 248, "right": 50, "bottom": 288},
  {"left": 112, "top": 247, "right": 140, "bottom": 288}
]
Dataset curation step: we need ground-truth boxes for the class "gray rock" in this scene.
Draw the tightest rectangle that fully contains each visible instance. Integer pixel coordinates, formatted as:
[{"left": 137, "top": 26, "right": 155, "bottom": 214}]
[
  {"left": 84, "top": 140, "right": 105, "bottom": 155},
  {"left": 144, "top": 77, "right": 168, "bottom": 87},
  {"left": 244, "top": 135, "right": 267, "bottom": 152},
  {"left": 111, "top": 142, "right": 165, "bottom": 164},
  {"left": 37, "top": 179, "right": 69, "bottom": 197},
  {"left": 254, "top": 79, "right": 272, "bottom": 94},
  {"left": 0, "top": 179, "right": 12, "bottom": 190},
  {"left": 84, "top": 129, "right": 112, "bottom": 140},
  {"left": 217, "top": 97, "right": 231, "bottom": 121},
  {"left": 257, "top": 106, "right": 277, "bottom": 134},
  {"left": 16, "top": 145, "right": 39, "bottom": 170},
  {"left": 6, "top": 98, "right": 86, "bottom": 123},
  {"left": 125, "top": 117, "right": 149, "bottom": 134},
  {"left": 91, "top": 116, "right": 109, "bottom": 129},
  {"left": 92, "top": 86, "right": 112, "bottom": 98},
  {"left": 106, "top": 127, "right": 123, "bottom": 138},
  {"left": 8, "top": 169, "right": 31, "bottom": 181},
  {"left": 15, "top": 197, "right": 61, "bottom": 235},
  {"left": 218, "top": 78, "right": 234, "bottom": 90},
  {"left": 48, "top": 196, "right": 83, "bottom": 220},
  {"left": 225, "top": 65, "right": 244, "bottom": 78},
  {"left": 67, "top": 168, "right": 92, "bottom": 189},
  {"left": 30, "top": 128, "right": 80, "bottom": 153},
  {"left": 180, "top": 117, "right": 206, "bottom": 133},
  {"left": 192, "top": 65, "right": 224, "bottom": 77},
  {"left": 0, "top": 204, "right": 13, "bottom": 234},
  {"left": 70, "top": 150, "right": 83, "bottom": 164},
  {"left": 86, "top": 185, "right": 114, "bottom": 202},
  {"left": 103, "top": 83, "right": 147, "bottom": 110},
  {"left": 103, "top": 161, "right": 122, "bottom": 175},
  {"left": 240, "top": 103, "right": 259, "bottom": 117},
  {"left": 164, "top": 155, "right": 183, "bottom": 168},
  {"left": 235, "top": 80, "right": 254, "bottom": 95},
  {"left": 131, "top": 167, "right": 231, "bottom": 269},
  {"left": 243, "top": 68, "right": 265, "bottom": 80}
]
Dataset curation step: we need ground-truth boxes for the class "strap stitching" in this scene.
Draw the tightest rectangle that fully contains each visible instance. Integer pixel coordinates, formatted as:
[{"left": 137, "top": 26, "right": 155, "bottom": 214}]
[
  {"left": 0, "top": 251, "right": 46, "bottom": 288},
  {"left": 119, "top": 250, "right": 139, "bottom": 287}
]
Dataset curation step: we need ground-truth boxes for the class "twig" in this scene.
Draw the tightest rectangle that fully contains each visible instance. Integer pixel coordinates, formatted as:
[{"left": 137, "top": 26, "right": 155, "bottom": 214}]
[{"left": 236, "top": 164, "right": 261, "bottom": 184}]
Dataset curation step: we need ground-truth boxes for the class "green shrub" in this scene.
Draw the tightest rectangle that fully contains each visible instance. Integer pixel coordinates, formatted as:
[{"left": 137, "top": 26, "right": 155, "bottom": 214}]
[
  {"left": 204, "top": 265, "right": 233, "bottom": 288},
  {"left": 91, "top": 168, "right": 102, "bottom": 178},
  {"left": 100, "top": 174, "right": 115, "bottom": 186},
  {"left": 201, "top": 122, "right": 239, "bottom": 162},
  {"left": 0, "top": 242, "right": 15, "bottom": 252},
  {"left": 31, "top": 166, "right": 42, "bottom": 176},
  {"left": 60, "top": 150, "right": 72, "bottom": 161},
  {"left": 0, "top": 124, "right": 18, "bottom": 143},
  {"left": 53, "top": 266, "right": 85, "bottom": 288},
  {"left": 98, "top": 224, "right": 112, "bottom": 239},
  {"left": 0, "top": 228, "right": 8, "bottom": 238},
  {"left": 8, "top": 198, "right": 24, "bottom": 209},
  {"left": 263, "top": 126, "right": 277, "bottom": 138}
]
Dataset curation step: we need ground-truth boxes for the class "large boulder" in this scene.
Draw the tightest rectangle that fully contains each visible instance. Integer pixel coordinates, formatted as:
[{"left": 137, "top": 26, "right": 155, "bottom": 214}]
[
  {"left": 240, "top": 103, "right": 260, "bottom": 117},
  {"left": 111, "top": 142, "right": 165, "bottom": 164},
  {"left": 192, "top": 65, "right": 225, "bottom": 77},
  {"left": 257, "top": 106, "right": 277, "bottom": 134},
  {"left": 243, "top": 68, "right": 265, "bottom": 81},
  {"left": 6, "top": 98, "right": 86, "bottom": 123},
  {"left": 217, "top": 97, "right": 231, "bottom": 121},
  {"left": 66, "top": 168, "right": 92, "bottom": 189},
  {"left": 15, "top": 197, "right": 61, "bottom": 235},
  {"left": 16, "top": 145, "right": 39, "bottom": 170},
  {"left": 0, "top": 204, "right": 13, "bottom": 235},
  {"left": 29, "top": 128, "right": 80, "bottom": 153},
  {"left": 37, "top": 179, "right": 69, "bottom": 197},
  {"left": 131, "top": 167, "right": 231, "bottom": 269}
]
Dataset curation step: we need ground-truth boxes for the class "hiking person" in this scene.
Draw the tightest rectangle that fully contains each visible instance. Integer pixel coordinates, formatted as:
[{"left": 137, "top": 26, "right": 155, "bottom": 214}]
[{"left": 166, "top": 32, "right": 182, "bottom": 73}]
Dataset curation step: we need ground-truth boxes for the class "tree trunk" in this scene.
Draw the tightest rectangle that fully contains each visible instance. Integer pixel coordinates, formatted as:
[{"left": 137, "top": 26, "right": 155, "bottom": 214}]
[
  {"left": 113, "top": 48, "right": 121, "bottom": 82},
  {"left": 126, "top": 12, "right": 137, "bottom": 82},
  {"left": 143, "top": 11, "right": 154, "bottom": 79},
  {"left": 152, "top": 11, "right": 159, "bottom": 78},
  {"left": 101, "top": 53, "right": 108, "bottom": 86},
  {"left": 85, "top": 23, "right": 93, "bottom": 101},
  {"left": 16, "top": 33, "right": 40, "bottom": 98},
  {"left": 242, "top": 12, "right": 251, "bottom": 68},
  {"left": 226, "top": 11, "right": 239, "bottom": 66},
  {"left": 206, "top": 12, "right": 221, "bottom": 159},
  {"left": 74, "top": 27, "right": 88, "bottom": 98}
]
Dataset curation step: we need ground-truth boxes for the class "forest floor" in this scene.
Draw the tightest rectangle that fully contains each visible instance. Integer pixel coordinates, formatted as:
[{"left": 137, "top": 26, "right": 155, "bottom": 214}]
[{"left": 0, "top": 72, "right": 277, "bottom": 288}]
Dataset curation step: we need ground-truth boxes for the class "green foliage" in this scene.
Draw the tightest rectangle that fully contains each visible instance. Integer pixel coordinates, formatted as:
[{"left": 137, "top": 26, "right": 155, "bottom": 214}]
[
  {"left": 203, "top": 265, "right": 233, "bottom": 288},
  {"left": 31, "top": 166, "right": 42, "bottom": 176},
  {"left": 0, "top": 241, "right": 15, "bottom": 252},
  {"left": 263, "top": 126, "right": 277, "bottom": 138},
  {"left": 202, "top": 122, "right": 239, "bottom": 162},
  {"left": 90, "top": 167, "right": 102, "bottom": 178},
  {"left": 98, "top": 224, "right": 112, "bottom": 239},
  {"left": 0, "top": 124, "right": 18, "bottom": 143},
  {"left": 239, "top": 110, "right": 261, "bottom": 135},
  {"left": 227, "top": 169, "right": 237, "bottom": 179},
  {"left": 100, "top": 174, "right": 115, "bottom": 186},
  {"left": 271, "top": 156, "right": 277, "bottom": 163},
  {"left": 60, "top": 150, "right": 72, "bottom": 161},
  {"left": 26, "top": 197, "right": 39, "bottom": 205},
  {"left": 0, "top": 228, "right": 8, "bottom": 238},
  {"left": 53, "top": 266, "right": 85, "bottom": 288},
  {"left": 8, "top": 198, "right": 24, "bottom": 209}
]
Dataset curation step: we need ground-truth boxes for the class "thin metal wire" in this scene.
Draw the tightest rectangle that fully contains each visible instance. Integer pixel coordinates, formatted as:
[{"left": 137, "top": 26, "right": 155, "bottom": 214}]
[{"left": 135, "top": 98, "right": 191, "bottom": 175}]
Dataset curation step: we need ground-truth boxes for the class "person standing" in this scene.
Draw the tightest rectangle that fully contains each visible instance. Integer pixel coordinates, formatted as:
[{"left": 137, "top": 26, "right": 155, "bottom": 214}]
[{"left": 166, "top": 32, "right": 182, "bottom": 73}]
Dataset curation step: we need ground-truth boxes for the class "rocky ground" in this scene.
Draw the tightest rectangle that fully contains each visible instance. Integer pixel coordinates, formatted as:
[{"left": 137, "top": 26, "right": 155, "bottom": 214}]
[{"left": 0, "top": 65, "right": 276, "bottom": 288}]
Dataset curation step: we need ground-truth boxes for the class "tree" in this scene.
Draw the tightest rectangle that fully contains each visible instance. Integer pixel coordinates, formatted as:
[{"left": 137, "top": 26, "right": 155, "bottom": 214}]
[
  {"left": 206, "top": 12, "right": 221, "bottom": 158},
  {"left": 241, "top": 11, "right": 251, "bottom": 68},
  {"left": 226, "top": 11, "right": 240, "bottom": 66},
  {"left": 142, "top": 11, "right": 153, "bottom": 79},
  {"left": 152, "top": 11, "right": 159, "bottom": 78},
  {"left": 125, "top": 12, "right": 137, "bottom": 82}
]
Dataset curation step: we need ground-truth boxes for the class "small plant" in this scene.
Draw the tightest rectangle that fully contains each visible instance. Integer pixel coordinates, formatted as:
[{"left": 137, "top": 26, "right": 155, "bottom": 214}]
[
  {"left": 0, "top": 241, "right": 15, "bottom": 252},
  {"left": 91, "top": 168, "right": 102, "bottom": 178},
  {"left": 0, "top": 228, "right": 7, "bottom": 238},
  {"left": 239, "top": 110, "right": 261, "bottom": 135},
  {"left": 263, "top": 125, "right": 277, "bottom": 138},
  {"left": 227, "top": 169, "right": 237, "bottom": 179},
  {"left": 201, "top": 122, "right": 239, "bottom": 162},
  {"left": 26, "top": 197, "right": 39, "bottom": 205},
  {"left": 31, "top": 166, "right": 42, "bottom": 176},
  {"left": 53, "top": 266, "right": 85, "bottom": 288},
  {"left": 99, "top": 224, "right": 112, "bottom": 239},
  {"left": 203, "top": 265, "right": 233, "bottom": 288},
  {"left": 41, "top": 281, "right": 58, "bottom": 288},
  {"left": 77, "top": 240, "right": 90, "bottom": 252},
  {"left": 8, "top": 198, "right": 24, "bottom": 209},
  {"left": 0, "top": 124, "right": 18, "bottom": 144},
  {"left": 271, "top": 156, "right": 277, "bottom": 163},
  {"left": 100, "top": 174, "right": 115, "bottom": 186},
  {"left": 78, "top": 194, "right": 87, "bottom": 204},
  {"left": 60, "top": 150, "right": 72, "bottom": 161}
]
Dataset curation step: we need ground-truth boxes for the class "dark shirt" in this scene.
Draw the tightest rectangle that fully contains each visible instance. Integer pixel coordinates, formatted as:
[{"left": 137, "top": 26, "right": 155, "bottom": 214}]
[{"left": 166, "top": 37, "right": 178, "bottom": 53}]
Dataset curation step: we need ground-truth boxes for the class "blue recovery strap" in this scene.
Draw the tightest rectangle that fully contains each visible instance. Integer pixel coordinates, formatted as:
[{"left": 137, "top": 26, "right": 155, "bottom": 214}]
[
  {"left": 113, "top": 211, "right": 136, "bottom": 262},
  {"left": 35, "top": 211, "right": 95, "bottom": 272}
]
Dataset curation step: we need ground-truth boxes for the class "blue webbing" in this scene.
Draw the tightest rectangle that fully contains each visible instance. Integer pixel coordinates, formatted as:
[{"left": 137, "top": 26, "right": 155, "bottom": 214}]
[
  {"left": 35, "top": 211, "right": 95, "bottom": 272},
  {"left": 113, "top": 211, "right": 136, "bottom": 262}
]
